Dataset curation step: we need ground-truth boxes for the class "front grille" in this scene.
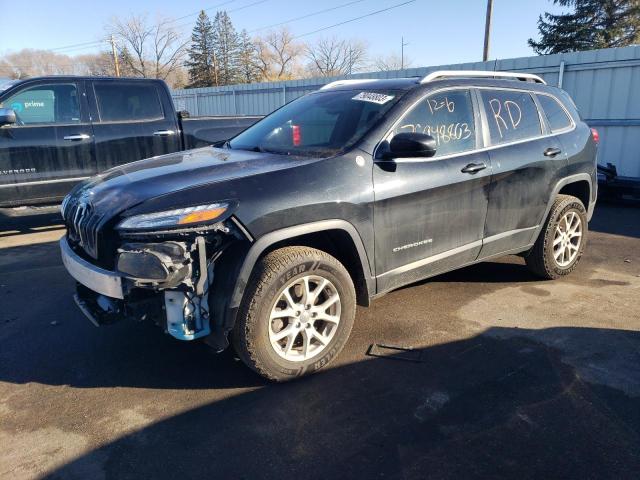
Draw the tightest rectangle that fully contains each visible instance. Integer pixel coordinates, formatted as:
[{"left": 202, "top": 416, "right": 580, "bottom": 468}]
[{"left": 64, "top": 197, "right": 100, "bottom": 259}]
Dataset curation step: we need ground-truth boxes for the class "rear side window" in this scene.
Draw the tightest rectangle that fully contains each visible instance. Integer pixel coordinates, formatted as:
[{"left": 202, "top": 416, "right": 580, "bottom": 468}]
[
  {"left": 481, "top": 90, "right": 541, "bottom": 144},
  {"left": 394, "top": 89, "right": 476, "bottom": 157},
  {"left": 537, "top": 94, "right": 572, "bottom": 132},
  {"left": 1, "top": 83, "right": 80, "bottom": 125},
  {"left": 93, "top": 82, "right": 164, "bottom": 122}
]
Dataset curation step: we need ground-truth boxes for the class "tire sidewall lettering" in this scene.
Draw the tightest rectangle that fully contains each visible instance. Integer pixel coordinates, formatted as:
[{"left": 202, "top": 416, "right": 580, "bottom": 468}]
[{"left": 255, "top": 256, "right": 354, "bottom": 378}]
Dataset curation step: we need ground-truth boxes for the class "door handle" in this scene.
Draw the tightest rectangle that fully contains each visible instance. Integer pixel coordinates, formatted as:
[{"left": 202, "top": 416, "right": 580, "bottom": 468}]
[
  {"left": 461, "top": 162, "right": 487, "bottom": 174},
  {"left": 63, "top": 134, "right": 91, "bottom": 141},
  {"left": 153, "top": 130, "right": 176, "bottom": 137},
  {"left": 544, "top": 147, "right": 562, "bottom": 157}
]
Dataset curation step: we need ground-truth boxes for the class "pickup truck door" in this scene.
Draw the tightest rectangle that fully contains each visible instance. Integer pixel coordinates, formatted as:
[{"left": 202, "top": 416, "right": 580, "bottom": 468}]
[
  {"left": 0, "top": 80, "right": 95, "bottom": 206},
  {"left": 87, "top": 80, "right": 181, "bottom": 172},
  {"left": 476, "top": 88, "right": 567, "bottom": 258},
  {"left": 373, "top": 88, "right": 491, "bottom": 293}
]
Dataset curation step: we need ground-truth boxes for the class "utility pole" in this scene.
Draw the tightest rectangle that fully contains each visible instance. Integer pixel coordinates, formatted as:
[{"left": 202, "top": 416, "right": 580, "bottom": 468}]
[
  {"left": 110, "top": 35, "right": 120, "bottom": 77},
  {"left": 483, "top": 0, "right": 493, "bottom": 62},
  {"left": 401, "top": 36, "right": 409, "bottom": 70}
]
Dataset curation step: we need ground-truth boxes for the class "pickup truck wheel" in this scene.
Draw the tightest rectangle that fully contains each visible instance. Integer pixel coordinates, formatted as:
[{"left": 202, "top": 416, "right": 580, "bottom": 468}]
[
  {"left": 525, "top": 194, "right": 587, "bottom": 279},
  {"left": 232, "top": 246, "right": 356, "bottom": 381}
]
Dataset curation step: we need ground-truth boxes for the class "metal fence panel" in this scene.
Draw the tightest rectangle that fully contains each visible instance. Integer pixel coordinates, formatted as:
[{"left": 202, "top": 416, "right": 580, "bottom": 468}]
[{"left": 172, "top": 46, "right": 640, "bottom": 177}]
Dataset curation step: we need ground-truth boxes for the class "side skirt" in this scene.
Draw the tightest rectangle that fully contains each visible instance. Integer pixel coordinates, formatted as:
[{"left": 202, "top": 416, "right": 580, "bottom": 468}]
[{"left": 371, "top": 243, "right": 534, "bottom": 300}]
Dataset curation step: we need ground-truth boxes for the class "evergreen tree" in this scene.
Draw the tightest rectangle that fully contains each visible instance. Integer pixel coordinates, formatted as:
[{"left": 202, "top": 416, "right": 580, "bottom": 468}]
[
  {"left": 529, "top": 0, "right": 640, "bottom": 54},
  {"left": 185, "top": 11, "right": 218, "bottom": 87},
  {"left": 237, "top": 30, "right": 260, "bottom": 84},
  {"left": 118, "top": 47, "right": 137, "bottom": 77},
  {"left": 212, "top": 11, "right": 241, "bottom": 85}
]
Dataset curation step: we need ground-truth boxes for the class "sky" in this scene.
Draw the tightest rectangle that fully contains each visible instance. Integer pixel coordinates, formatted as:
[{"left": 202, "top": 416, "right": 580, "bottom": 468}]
[{"left": 0, "top": 0, "right": 567, "bottom": 66}]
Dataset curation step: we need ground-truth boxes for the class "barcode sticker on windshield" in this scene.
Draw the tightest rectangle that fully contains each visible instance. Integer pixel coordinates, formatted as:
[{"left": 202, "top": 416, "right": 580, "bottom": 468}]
[{"left": 352, "top": 92, "right": 395, "bottom": 105}]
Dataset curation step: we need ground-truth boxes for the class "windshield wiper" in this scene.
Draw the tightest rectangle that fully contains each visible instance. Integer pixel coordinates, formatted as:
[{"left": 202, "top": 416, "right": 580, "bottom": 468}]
[{"left": 232, "top": 145, "right": 289, "bottom": 155}]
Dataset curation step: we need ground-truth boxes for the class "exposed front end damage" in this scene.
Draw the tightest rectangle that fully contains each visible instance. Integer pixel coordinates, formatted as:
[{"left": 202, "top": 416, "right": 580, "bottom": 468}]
[{"left": 63, "top": 217, "right": 250, "bottom": 346}]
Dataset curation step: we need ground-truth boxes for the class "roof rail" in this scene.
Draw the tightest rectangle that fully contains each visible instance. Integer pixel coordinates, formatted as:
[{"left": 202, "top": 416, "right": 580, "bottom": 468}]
[
  {"left": 319, "top": 79, "right": 379, "bottom": 90},
  {"left": 420, "top": 70, "right": 547, "bottom": 85}
]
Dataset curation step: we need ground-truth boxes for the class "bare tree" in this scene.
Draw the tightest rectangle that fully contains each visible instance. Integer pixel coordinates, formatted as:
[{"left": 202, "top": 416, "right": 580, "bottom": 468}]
[
  {"left": 0, "top": 46, "right": 187, "bottom": 87},
  {"left": 74, "top": 52, "right": 116, "bottom": 76},
  {"left": 0, "top": 49, "right": 81, "bottom": 78},
  {"left": 107, "top": 14, "right": 188, "bottom": 80},
  {"left": 254, "top": 27, "right": 304, "bottom": 81},
  {"left": 305, "top": 37, "right": 368, "bottom": 77},
  {"left": 372, "top": 52, "right": 413, "bottom": 71}
]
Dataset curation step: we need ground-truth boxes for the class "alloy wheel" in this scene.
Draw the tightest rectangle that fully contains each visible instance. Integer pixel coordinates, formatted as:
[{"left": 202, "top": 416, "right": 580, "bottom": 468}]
[
  {"left": 553, "top": 211, "right": 583, "bottom": 267},
  {"left": 268, "top": 275, "right": 341, "bottom": 362}
]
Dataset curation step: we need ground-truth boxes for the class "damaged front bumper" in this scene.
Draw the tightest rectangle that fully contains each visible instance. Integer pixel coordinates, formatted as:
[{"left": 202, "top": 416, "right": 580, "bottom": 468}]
[
  {"left": 60, "top": 235, "right": 212, "bottom": 341},
  {"left": 61, "top": 236, "right": 124, "bottom": 299}
]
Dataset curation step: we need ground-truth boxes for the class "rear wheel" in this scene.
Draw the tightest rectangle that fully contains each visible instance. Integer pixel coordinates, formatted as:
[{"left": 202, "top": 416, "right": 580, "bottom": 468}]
[
  {"left": 525, "top": 194, "right": 587, "bottom": 279},
  {"left": 232, "top": 246, "right": 356, "bottom": 381}
]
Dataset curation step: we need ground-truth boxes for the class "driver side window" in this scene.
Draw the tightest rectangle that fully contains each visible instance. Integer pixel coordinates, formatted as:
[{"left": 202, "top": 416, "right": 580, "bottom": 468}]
[
  {"left": 394, "top": 89, "right": 476, "bottom": 157},
  {"left": 1, "top": 83, "right": 80, "bottom": 126}
]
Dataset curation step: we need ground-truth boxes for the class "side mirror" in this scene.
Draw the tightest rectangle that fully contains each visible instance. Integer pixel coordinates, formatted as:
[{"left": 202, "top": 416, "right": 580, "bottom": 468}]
[
  {"left": 384, "top": 132, "right": 437, "bottom": 159},
  {"left": 0, "top": 108, "right": 16, "bottom": 126}
]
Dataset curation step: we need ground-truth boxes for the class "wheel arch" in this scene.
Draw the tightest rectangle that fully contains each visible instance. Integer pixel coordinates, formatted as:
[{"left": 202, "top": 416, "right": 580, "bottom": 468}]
[
  {"left": 201, "top": 220, "right": 375, "bottom": 352},
  {"left": 531, "top": 173, "right": 594, "bottom": 243},
  {"left": 558, "top": 179, "right": 590, "bottom": 213},
  {"left": 231, "top": 220, "right": 374, "bottom": 309}
]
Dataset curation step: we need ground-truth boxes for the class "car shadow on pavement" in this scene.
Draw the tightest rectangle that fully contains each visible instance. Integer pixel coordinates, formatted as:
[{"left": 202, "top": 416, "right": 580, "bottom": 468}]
[
  {"left": 29, "top": 326, "right": 640, "bottom": 480},
  {"left": 416, "top": 257, "right": 539, "bottom": 285},
  {"left": 0, "top": 209, "right": 63, "bottom": 238}
]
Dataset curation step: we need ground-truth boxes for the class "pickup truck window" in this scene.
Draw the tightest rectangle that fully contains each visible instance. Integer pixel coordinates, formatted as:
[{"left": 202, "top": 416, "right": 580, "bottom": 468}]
[
  {"left": 393, "top": 89, "right": 476, "bottom": 157},
  {"left": 229, "top": 89, "right": 402, "bottom": 157},
  {"left": 94, "top": 82, "right": 164, "bottom": 122},
  {"left": 0, "top": 83, "right": 80, "bottom": 125},
  {"left": 537, "top": 94, "right": 572, "bottom": 133},
  {"left": 480, "top": 89, "right": 542, "bottom": 145},
  {"left": 0, "top": 80, "right": 18, "bottom": 92}
]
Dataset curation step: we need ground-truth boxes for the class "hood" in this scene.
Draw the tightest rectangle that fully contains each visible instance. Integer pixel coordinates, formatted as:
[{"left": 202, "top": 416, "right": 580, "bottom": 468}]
[{"left": 67, "top": 146, "right": 309, "bottom": 218}]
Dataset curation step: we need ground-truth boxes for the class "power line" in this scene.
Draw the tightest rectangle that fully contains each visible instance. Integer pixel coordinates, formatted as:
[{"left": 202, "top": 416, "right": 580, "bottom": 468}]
[
  {"left": 294, "top": 0, "right": 417, "bottom": 38},
  {"left": 247, "top": 0, "right": 368, "bottom": 33},
  {"left": 173, "top": 0, "right": 270, "bottom": 30},
  {"left": 167, "top": 0, "right": 236, "bottom": 24},
  {"left": 24, "top": 0, "right": 254, "bottom": 54},
  {"left": 49, "top": 39, "right": 108, "bottom": 52},
  {"left": 174, "top": 0, "right": 417, "bottom": 70},
  {"left": 3, "top": 0, "right": 417, "bottom": 72},
  {"left": 229, "top": 0, "right": 269, "bottom": 13}
]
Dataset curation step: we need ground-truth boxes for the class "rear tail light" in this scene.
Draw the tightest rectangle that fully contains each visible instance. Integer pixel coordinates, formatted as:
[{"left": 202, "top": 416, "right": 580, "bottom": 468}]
[
  {"left": 590, "top": 128, "right": 600, "bottom": 144},
  {"left": 292, "top": 125, "right": 301, "bottom": 146}
]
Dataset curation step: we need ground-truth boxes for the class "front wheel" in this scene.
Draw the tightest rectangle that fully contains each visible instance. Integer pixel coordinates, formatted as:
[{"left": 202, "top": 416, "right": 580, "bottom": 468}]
[
  {"left": 232, "top": 246, "right": 356, "bottom": 381},
  {"left": 525, "top": 194, "right": 588, "bottom": 279}
]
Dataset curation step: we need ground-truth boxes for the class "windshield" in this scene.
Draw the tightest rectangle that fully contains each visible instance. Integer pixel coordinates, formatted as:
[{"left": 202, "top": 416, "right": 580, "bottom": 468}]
[{"left": 228, "top": 89, "right": 402, "bottom": 157}]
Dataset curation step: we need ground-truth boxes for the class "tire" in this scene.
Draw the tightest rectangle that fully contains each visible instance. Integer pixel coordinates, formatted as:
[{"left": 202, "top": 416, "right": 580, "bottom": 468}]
[
  {"left": 525, "top": 194, "right": 588, "bottom": 279},
  {"left": 232, "top": 246, "right": 356, "bottom": 382}
]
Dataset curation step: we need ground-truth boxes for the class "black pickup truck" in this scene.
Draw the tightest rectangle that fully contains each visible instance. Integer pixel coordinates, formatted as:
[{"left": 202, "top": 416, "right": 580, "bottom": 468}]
[
  {"left": 0, "top": 76, "right": 259, "bottom": 207},
  {"left": 60, "top": 71, "right": 597, "bottom": 381}
]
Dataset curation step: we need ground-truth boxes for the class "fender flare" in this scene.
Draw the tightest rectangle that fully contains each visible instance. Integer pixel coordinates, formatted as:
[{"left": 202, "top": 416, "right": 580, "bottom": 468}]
[
  {"left": 229, "top": 219, "right": 375, "bottom": 311},
  {"left": 531, "top": 173, "right": 594, "bottom": 242}
]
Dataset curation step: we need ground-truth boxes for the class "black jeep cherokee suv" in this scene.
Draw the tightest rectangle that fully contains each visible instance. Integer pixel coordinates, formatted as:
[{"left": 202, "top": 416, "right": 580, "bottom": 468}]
[{"left": 60, "top": 70, "right": 597, "bottom": 381}]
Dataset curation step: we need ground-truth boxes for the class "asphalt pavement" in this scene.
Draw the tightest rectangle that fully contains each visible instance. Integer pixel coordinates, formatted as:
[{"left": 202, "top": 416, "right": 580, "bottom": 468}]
[{"left": 0, "top": 203, "right": 639, "bottom": 479}]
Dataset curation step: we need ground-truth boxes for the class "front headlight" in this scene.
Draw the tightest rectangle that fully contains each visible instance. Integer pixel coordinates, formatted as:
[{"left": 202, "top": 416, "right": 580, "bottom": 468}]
[{"left": 116, "top": 203, "right": 229, "bottom": 231}]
